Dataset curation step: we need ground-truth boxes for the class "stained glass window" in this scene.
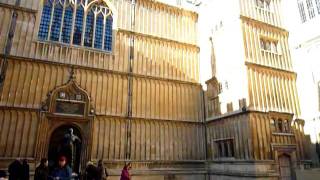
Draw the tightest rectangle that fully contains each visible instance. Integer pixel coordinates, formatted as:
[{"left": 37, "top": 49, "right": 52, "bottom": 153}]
[
  {"left": 62, "top": 5, "right": 73, "bottom": 43},
  {"left": 73, "top": 5, "right": 84, "bottom": 45},
  {"left": 104, "top": 16, "right": 113, "bottom": 51},
  {"left": 94, "top": 14, "right": 104, "bottom": 49},
  {"left": 50, "top": 3, "right": 63, "bottom": 41},
  {"left": 38, "top": 1, "right": 52, "bottom": 40},
  {"left": 38, "top": 0, "right": 113, "bottom": 52},
  {"left": 84, "top": 10, "right": 94, "bottom": 47}
]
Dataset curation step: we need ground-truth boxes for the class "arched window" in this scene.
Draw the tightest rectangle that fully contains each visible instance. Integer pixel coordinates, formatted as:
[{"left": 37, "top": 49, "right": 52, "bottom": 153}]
[{"left": 38, "top": 0, "right": 114, "bottom": 51}]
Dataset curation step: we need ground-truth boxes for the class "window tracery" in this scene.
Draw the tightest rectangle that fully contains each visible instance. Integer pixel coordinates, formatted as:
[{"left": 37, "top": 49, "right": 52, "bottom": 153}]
[{"left": 38, "top": 0, "right": 113, "bottom": 51}]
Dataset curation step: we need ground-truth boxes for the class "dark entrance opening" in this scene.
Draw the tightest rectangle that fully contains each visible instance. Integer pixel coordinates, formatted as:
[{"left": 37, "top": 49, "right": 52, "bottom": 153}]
[{"left": 48, "top": 125, "right": 82, "bottom": 174}]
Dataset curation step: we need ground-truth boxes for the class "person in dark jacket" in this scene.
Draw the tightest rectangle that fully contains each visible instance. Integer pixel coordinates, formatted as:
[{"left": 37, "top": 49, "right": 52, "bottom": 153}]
[
  {"left": 21, "top": 159, "right": 29, "bottom": 180},
  {"left": 96, "top": 160, "right": 108, "bottom": 180},
  {"left": 34, "top": 158, "right": 49, "bottom": 180},
  {"left": 85, "top": 162, "right": 97, "bottom": 180},
  {"left": 8, "top": 159, "right": 22, "bottom": 180},
  {"left": 50, "top": 156, "right": 72, "bottom": 180}
]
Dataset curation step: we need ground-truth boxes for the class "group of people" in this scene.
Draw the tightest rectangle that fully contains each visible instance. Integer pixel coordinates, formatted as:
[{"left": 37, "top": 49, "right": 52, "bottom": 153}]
[
  {"left": 0, "top": 159, "right": 30, "bottom": 180},
  {"left": 0, "top": 156, "right": 132, "bottom": 180}
]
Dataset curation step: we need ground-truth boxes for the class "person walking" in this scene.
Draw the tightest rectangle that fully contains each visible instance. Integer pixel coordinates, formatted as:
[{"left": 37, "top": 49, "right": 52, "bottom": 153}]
[
  {"left": 85, "top": 161, "right": 96, "bottom": 180},
  {"left": 50, "top": 156, "right": 72, "bottom": 180},
  {"left": 96, "top": 160, "right": 108, "bottom": 180},
  {"left": 8, "top": 159, "right": 22, "bottom": 180},
  {"left": 21, "top": 159, "right": 29, "bottom": 180},
  {"left": 34, "top": 158, "right": 49, "bottom": 180},
  {"left": 120, "top": 163, "right": 131, "bottom": 180}
]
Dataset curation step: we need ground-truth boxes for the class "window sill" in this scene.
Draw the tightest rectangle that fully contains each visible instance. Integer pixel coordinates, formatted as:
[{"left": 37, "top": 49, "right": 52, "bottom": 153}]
[
  {"left": 260, "top": 49, "right": 282, "bottom": 56},
  {"left": 272, "top": 132, "right": 294, "bottom": 136},
  {"left": 255, "top": 6, "right": 274, "bottom": 14},
  {"left": 35, "top": 40, "right": 113, "bottom": 55}
]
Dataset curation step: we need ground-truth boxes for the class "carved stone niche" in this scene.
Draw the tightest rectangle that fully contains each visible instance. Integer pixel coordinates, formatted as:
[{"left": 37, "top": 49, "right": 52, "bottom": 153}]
[
  {"left": 41, "top": 78, "right": 94, "bottom": 118},
  {"left": 37, "top": 77, "right": 95, "bottom": 170}
]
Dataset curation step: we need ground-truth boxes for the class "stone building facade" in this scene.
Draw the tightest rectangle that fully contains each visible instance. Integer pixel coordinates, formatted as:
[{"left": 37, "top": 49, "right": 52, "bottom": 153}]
[
  {"left": 0, "top": 0, "right": 205, "bottom": 179},
  {"left": 0, "top": 0, "right": 312, "bottom": 179},
  {"left": 205, "top": 0, "right": 312, "bottom": 179}
]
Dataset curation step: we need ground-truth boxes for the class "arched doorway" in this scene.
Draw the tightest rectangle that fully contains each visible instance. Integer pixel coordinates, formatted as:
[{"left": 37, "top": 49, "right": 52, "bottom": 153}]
[
  {"left": 279, "top": 154, "right": 292, "bottom": 180},
  {"left": 48, "top": 124, "right": 82, "bottom": 174}
]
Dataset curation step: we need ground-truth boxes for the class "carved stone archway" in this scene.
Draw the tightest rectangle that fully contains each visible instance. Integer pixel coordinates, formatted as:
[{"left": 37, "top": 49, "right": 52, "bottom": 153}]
[{"left": 35, "top": 72, "right": 95, "bottom": 173}]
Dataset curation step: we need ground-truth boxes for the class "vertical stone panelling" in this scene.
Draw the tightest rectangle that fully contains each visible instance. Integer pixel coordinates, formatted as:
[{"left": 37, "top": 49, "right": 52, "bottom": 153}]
[
  {"left": 0, "top": 0, "right": 15, "bottom": 6},
  {"left": 130, "top": 119, "right": 204, "bottom": 161},
  {"left": 91, "top": 117, "right": 127, "bottom": 160},
  {"left": 0, "top": 60, "right": 69, "bottom": 108},
  {"left": 0, "top": 60, "right": 128, "bottom": 116},
  {"left": 0, "top": 110, "right": 38, "bottom": 158},
  {"left": 131, "top": 77, "right": 202, "bottom": 122},
  {"left": 207, "top": 114, "right": 251, "bottom": 160},
  {"left": 242, "top": 21, "right": 291, "bottom": 71},
  {"left": 76, "top": 69, "right": 128, "bottom": 116},
  {"left": 132, "top": 35, "right": 199, "bottom": 82},
  {"left": 247, "top": 66, "right": 300, "bottom": 116},
  {"left": 19, "top": 0, "right": 41, "bottom": 10},
  {"left": 239, "top": 0, "right": 282, "bottom": 27}
]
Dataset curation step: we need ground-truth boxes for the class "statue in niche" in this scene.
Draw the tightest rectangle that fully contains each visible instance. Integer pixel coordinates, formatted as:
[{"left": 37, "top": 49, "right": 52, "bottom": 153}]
[{"left": 60, "top": 128, "right": 81, "bottom": 172}]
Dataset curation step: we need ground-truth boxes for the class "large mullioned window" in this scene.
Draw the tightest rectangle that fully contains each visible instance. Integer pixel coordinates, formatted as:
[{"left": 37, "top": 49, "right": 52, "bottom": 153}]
[
  {"left": 38, "top": 0, "right": 113, "bottom": 52},
  {"left": 298, "top": 1, "right": 307, "bottom": 23},
  {"left": 306, "top": 0, "right": 316, "bottom": 19}
]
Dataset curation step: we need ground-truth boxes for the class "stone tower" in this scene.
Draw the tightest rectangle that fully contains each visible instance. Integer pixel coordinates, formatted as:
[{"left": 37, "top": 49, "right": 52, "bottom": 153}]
[{"left": 205, "top": 0, "right": 312, "bottom": 179}]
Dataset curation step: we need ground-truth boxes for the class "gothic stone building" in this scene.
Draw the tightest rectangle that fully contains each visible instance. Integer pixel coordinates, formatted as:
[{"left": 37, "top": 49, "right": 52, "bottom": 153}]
[
  {"left": 205, "top": 0, "right": 312, "bottom": 179},
  {"left": 0, "top": 0, "right": 312, "bottom": 179}
]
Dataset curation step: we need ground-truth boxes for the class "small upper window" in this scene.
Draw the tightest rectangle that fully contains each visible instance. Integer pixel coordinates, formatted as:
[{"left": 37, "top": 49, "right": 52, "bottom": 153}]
[
  {"left": 38, "top": 0, "right": 113, "bottom": 52},
  {"left": 214, "top": 138, "right": 234, "bottom": 158},
  {"left": 256, "top": 0, "right": 272, "bottom": 11},
  {"left": 271, "top": 118, "right": 291, "bottom": 133},
  {"left": 260, "top": 38, "right": 280, "bottom": 54}
]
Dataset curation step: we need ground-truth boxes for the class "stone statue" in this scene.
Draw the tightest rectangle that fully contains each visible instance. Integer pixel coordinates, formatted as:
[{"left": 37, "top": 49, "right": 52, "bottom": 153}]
[{"left": 63, "top": 128, "right": 81, "bottom": 172}]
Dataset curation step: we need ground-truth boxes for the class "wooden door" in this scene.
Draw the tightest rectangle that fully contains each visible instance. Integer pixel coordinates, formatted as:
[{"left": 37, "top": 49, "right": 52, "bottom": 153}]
[{"left": 279, "top": 155, "right": 292, "bottom": 180}]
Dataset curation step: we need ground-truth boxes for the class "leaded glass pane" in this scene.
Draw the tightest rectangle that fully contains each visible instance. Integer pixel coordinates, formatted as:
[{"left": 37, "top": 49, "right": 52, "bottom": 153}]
[
  {"left": 84, "top": 11, "right": 94, "bottom": 47},
  {"left": 38, "top": 0, "right": 113, "bottom": 52},
  {"left": 73, "top": 6, "right": 84, "bottom": 45},
  {"left": 94, "top": 14, "right": 104, "bottom": 49},
  {"left": 50, "top": 3, "right": 63, "bottom": 41},
  {"left": 38, "top": 1, "right": 52, "bottom": 40},
  {"left": 62, "top": 6, "right": 73, "bottom": 43},
  {"left": 104, "top": 16, "right": 113, "bottom": 51},
  {"left": 316, "top": 0, "right": 320, "bottom": 14}
]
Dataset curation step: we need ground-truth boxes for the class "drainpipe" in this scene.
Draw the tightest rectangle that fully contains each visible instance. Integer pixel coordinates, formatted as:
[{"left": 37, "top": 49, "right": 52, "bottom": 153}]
[
  {"left": 125, "top": 0, "right": 136, "bottom": 162},
  {"left": 0, "top": 0, "right": 21, "bottom": 87},
  {"left": 201, "top": 86, "right": 209, "bottom": 180}
]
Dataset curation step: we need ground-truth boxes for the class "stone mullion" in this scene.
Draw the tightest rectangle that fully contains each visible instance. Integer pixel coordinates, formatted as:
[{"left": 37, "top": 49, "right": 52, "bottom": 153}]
[
  {"left": 92, "top": 12, "right": 97, "bottom": 48},
  {"left": 70, "top": 1, "right": 77, "bottom": 44},
  {"left": 47, "top": 0, "right": 56, "bottom": 41},
  {"left": 81, "top": 6, "right": 87, "bottom": 46},
  {"left": 58, "top": 0, "right": 67, "bottom": 42}
]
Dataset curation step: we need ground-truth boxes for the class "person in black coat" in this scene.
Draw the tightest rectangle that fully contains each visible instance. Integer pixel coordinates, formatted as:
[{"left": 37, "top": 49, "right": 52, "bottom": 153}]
[
  {"left": 96, "top": 160, "right": 108, "bottom": 180},
  {"left": 21, "top": 159, "right": 29, "bottom": 180},
  {"left": 8, "top": 159, "right": 22, "bottom": 180},
  {"left": 85, "top": 161, "right": 97, "bottom": 180},
  {"left": 34, "top": 158, "right": 49, "bottom": 180}
]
